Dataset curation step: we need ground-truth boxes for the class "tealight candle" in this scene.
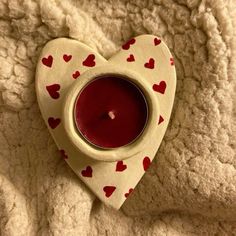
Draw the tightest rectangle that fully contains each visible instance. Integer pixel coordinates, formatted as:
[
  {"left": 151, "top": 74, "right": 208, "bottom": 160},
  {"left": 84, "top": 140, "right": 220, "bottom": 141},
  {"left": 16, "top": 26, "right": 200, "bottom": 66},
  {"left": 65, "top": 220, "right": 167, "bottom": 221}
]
[{"left": 74, "top": 75, "right": 148, "bottom": 149}]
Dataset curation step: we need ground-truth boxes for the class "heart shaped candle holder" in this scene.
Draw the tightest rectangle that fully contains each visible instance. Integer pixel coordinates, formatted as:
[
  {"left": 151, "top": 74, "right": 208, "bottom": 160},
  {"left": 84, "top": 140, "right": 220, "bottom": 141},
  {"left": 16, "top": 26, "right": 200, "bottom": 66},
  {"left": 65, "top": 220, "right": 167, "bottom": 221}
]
[{"left": 36, "top": 35, "right": 176, "bottom": 209}]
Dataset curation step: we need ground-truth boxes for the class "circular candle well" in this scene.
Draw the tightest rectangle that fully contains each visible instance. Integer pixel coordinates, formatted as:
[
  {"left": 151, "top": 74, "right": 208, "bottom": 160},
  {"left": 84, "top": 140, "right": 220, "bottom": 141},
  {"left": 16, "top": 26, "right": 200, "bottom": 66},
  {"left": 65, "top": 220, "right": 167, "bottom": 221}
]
[{"left": 74, "top": 75, "right": 148, "bottom": 149}]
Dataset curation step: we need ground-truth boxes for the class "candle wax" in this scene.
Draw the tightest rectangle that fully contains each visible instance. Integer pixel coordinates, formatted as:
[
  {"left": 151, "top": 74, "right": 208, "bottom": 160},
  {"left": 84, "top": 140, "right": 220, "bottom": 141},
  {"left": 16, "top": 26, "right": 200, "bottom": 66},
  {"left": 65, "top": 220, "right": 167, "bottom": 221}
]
[{"left": 74, "top": 75, "right": 148, "bottom": 148}]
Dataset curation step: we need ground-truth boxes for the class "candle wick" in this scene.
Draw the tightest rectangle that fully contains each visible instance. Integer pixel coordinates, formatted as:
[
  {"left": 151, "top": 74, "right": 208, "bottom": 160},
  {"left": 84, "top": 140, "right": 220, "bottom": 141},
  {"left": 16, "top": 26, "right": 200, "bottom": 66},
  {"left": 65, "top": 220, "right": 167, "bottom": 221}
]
[{"left": 108, "top": 111, "right": 115, "bottom": 120}]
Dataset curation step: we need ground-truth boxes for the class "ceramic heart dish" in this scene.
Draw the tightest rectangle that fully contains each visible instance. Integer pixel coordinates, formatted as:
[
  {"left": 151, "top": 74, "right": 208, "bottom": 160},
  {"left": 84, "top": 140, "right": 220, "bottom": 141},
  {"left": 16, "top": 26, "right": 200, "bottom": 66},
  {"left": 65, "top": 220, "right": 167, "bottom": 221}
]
[{"left": 35, "top": 35, "right": 176, "bottom": 209}]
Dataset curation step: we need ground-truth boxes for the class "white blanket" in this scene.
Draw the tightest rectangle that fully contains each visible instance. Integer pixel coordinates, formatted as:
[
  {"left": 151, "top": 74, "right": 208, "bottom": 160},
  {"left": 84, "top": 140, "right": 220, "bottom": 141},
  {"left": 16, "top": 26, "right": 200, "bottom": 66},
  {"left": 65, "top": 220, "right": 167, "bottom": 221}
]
[{"left": 0, "top": 0, "right": 235, "bottom": 235}]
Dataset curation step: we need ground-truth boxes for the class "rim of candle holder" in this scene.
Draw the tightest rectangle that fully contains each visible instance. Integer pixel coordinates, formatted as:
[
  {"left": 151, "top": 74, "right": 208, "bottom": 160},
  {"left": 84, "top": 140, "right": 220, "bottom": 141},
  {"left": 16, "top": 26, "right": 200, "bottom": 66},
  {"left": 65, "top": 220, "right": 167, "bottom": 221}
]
[{"left": 62, "top": 65, "right": 160, "bottom": 162}]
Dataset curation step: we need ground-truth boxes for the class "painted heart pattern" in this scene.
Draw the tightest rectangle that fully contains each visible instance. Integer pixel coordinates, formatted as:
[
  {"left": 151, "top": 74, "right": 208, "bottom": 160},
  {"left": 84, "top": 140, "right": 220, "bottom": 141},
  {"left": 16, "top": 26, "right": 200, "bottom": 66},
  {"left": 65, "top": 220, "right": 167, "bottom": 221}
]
[
  {"left": 154, "top": 38, "right": 161, "bottom": 46},
  {"left": 48, "top": 117, "right": 61, "bottom": 129},
  {"left": 103, "top": 186, "right": 116, "bottom": 198},
  {"left": 143, "top": 156, "right": 151, "bottom": 171},
  {"left": 63, "top": 54, "right": 72, "bottom": 62},
  {"left": 116, "top": 161, "right": 127, "bottom": 172},
  {"left": 35, "top": 35, "right": 176, "bottom": 209},
  {"left": 124, "top": 188, "right": 133, "bottom": 198},
  {"left": 81, "top": 166, "right": 93, "bottom": 177},
  {"left": 127, "top": 54, "right": 135, "bottom": 62},
  {"left": 42, "top": 55, "right": 53, "bottom": 67},
  {"left": 158, "top": 115, "right": 164, "bottom": 125},
  {"left": 153, "top": 81, "right": 167, "bottom": 94},
  {"left": 122, "top": 38, "right": 136, "bottom": 50},
  {"left": 144, "top": 58, "right": 155, "bottom": 69},
  {"left": 46, "top": 84, "right": 60, "bottom": 99},
  {"left": 82, "top": 54, "right": 96, "bottom": 67},
  {"left": 72, "top": 70, "right": 80, "bottom": 79}
]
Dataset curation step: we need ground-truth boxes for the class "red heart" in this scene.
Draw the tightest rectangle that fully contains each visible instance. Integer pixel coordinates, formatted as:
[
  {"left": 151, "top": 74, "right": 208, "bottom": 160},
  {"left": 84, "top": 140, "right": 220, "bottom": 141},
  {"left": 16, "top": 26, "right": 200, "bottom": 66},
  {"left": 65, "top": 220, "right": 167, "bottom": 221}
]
[
  {"left": 144, "top": 58, "right": 155, "bottom": 69},
  {"left": 82, "top": 54, "right": 96, "bottom": 67},
  {"left": 158, "top": 115, "right": 164, "bottom": 124},
  {"left": 143, "top": 156, "right": 151, "bottom": 171},
  {"left": 154, "top": 38, "right": 161, "bottom": 46},
  {"left": 125, "top": 188, "right": 133, "bottom": 198},
  {"left": 48, "top": 117, "right": 61, "bottom": 129},
  {"left": 152, "top": 81, "right": 166, "bottom": 94},
  {"left": 122, "top": 38, "right": 136, "bottom": 50},
  {"left": 103, "top": 186, "right": 116, "bottom": 198},
  {"left": 81, "top": 166, "right": 93, "bottom": 177},
  {"left": 127, "top": 54, "right": 135, "bottom": 62},
  {"left": 42, "top": 55, "right": 53, "bottom": 67},
  {"left": 72, "top": 70, "right": 80, "bottom": 79},
  {"left": 59, "top": 149, "right": 68, "bottom": 159},
  {"left": 63, "top": 54, "right": 72, "bottom": 62},
  {"left": 116, "top": 161, "right": 127, "bottom": 172},
  {"left": 46, "top": 84, "right": 60, "bottom": 99}
]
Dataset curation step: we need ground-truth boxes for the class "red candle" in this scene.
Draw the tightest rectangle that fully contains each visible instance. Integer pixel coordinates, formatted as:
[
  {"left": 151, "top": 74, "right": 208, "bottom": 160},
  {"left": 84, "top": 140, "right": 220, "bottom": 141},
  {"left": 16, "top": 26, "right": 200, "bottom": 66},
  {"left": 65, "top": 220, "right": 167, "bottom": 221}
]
[{"left": 74, "top": 75, "right": 148, "bottom": 148}]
